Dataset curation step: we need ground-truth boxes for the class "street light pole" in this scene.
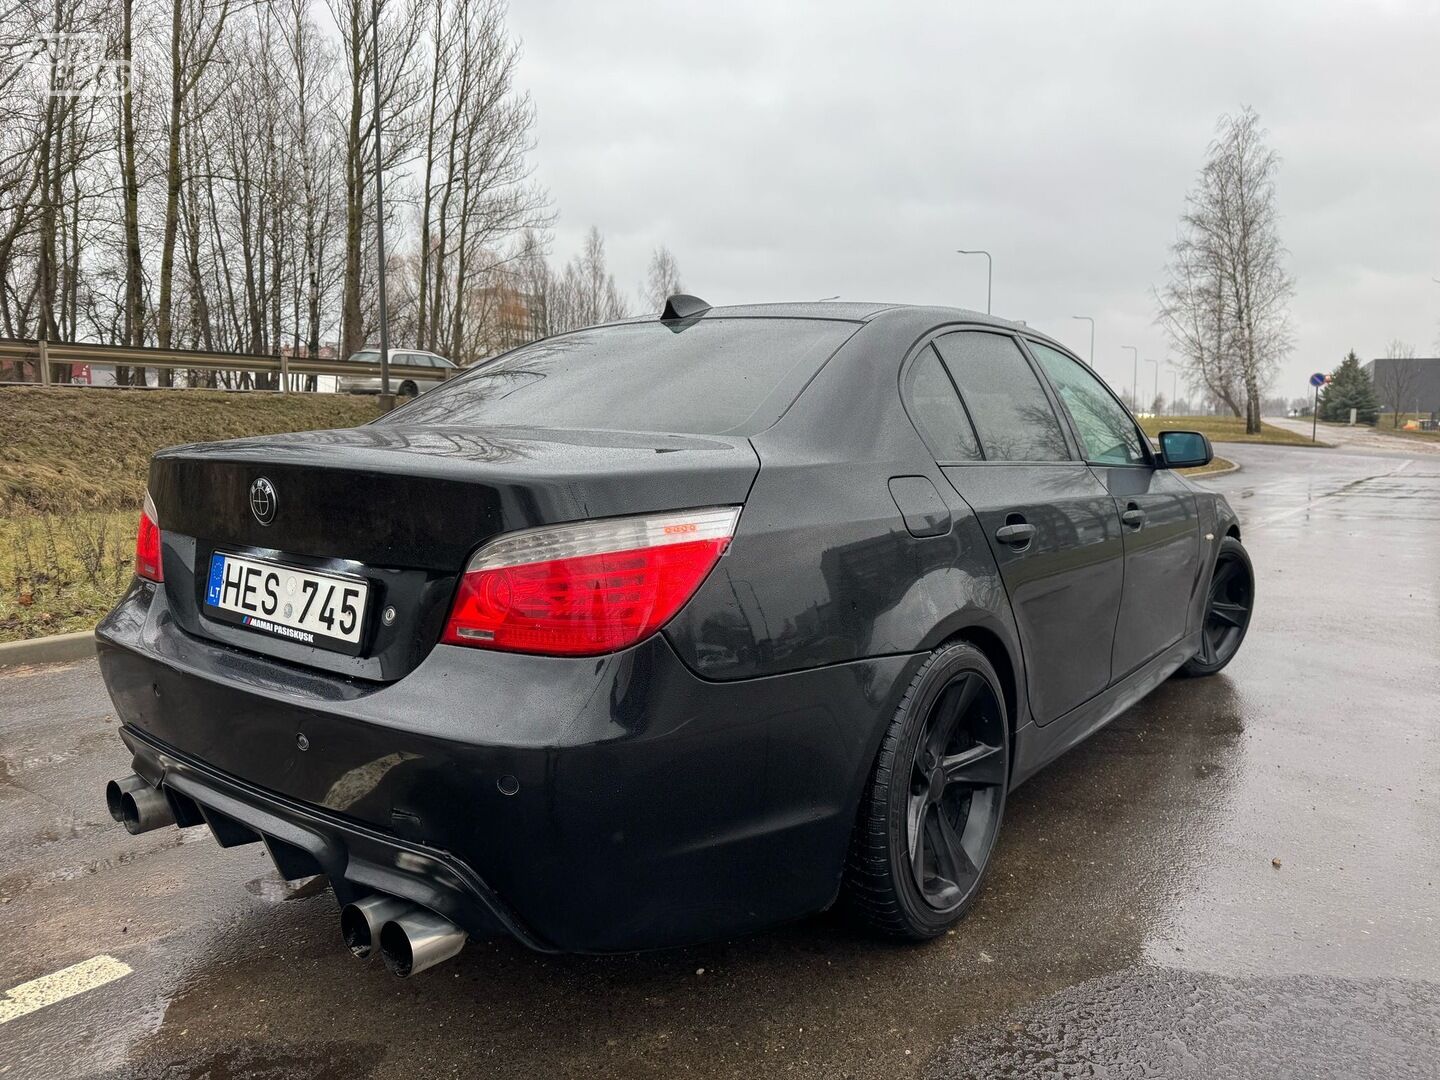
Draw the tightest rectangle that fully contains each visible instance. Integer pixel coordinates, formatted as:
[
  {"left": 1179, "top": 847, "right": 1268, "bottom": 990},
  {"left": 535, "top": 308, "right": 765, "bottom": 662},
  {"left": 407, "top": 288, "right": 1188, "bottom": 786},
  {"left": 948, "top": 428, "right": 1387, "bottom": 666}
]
[
  {"left": 1070, "top": 315, "right": 1094, "bottom": 365},
  {"left": 1145, "top": 358, "right": 1159, "bottom": 413},
  {"left": 1122, "top": 345, "right": 1138, "bottom": 409},
  {"left": 956, "top": 249, "right": 992, "bottom": 314},
  {"left": 370, "top": 0, "right": 393, "bottom": 411}
]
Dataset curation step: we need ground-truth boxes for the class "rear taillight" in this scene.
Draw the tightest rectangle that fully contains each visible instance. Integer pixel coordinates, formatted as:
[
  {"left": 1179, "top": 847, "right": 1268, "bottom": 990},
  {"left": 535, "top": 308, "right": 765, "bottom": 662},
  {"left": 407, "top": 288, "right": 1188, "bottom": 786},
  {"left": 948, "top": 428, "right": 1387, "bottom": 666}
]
[
  {"left": 442, "top": 507, "right": 740, "bottom": 656},
  {"left": 136, "top": 492, "right": 163, "bottom": 582}
]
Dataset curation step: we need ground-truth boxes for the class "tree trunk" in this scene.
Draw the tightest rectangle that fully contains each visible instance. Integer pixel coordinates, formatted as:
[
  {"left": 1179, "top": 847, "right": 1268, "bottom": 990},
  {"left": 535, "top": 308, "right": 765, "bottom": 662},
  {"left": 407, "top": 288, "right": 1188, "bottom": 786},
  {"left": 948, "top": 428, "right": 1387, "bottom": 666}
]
[{"left": 120, "top": 0, "right": 144, "bottom": 382}]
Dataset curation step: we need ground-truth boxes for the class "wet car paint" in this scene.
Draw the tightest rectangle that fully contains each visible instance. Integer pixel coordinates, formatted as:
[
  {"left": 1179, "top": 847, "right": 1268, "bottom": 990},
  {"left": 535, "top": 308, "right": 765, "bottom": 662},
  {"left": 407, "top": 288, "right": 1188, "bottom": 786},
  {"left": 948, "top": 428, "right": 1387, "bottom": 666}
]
[
  {"left": 95, "top": 305, "right": 1237, "bottom": 953},
  {"left": 2, "top": 441, "right": 1436, "bottom": 1078}
]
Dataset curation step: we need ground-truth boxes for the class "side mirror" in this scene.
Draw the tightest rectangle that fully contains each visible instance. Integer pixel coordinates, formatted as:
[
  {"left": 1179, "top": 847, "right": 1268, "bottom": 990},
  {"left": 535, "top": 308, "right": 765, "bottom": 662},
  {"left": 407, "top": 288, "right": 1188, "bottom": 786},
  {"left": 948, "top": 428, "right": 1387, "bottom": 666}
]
[{"left": 1157, "top": 430, "right": 1213, "bottom": 469}]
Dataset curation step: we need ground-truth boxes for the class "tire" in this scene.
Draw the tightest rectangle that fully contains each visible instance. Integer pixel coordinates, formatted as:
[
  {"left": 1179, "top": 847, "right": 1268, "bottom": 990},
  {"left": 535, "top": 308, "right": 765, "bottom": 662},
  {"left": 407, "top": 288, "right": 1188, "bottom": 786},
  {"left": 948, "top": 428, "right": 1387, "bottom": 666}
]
[
  {"left": 844, "top": 642, "right": 1010, "bottom": 940},
  {"left": 1178, "top": 536, "right": 1254, "bottom": 677},
  {"left": 398, "top": 381, "right": 418, "bottom": 398}
]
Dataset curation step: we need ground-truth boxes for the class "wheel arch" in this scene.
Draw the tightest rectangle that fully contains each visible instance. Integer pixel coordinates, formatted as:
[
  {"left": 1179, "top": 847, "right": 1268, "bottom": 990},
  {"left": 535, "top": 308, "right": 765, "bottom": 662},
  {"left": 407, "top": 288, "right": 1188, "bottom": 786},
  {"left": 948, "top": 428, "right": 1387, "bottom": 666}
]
[{"left": 940, "top": 624, "right": 1020, "bottom": 770}]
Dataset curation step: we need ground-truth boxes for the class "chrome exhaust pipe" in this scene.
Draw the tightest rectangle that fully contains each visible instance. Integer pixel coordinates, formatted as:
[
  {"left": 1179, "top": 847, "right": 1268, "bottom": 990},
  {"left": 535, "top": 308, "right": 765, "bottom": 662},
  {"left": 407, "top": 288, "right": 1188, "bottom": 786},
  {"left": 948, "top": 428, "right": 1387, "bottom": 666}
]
[
  {"left": 119, "top": 784, "right": 176, "bottom": 835},
  {"left": 340, "top": 894, "right": 416, "bottom": 959},
  {"left": 105, "top": 774, "right": 149, "bottom": 823},
  {"left": 379, "top": 907, "right": 467, "bottom": 978}
]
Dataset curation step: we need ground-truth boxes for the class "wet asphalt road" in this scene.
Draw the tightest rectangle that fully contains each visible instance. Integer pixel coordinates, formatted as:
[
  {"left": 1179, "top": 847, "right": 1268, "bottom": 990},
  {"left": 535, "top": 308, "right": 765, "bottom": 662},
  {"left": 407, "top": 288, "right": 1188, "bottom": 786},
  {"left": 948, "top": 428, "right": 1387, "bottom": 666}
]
[{"left": 2, "top": 441, "right": 1437, "bottom": 1079}]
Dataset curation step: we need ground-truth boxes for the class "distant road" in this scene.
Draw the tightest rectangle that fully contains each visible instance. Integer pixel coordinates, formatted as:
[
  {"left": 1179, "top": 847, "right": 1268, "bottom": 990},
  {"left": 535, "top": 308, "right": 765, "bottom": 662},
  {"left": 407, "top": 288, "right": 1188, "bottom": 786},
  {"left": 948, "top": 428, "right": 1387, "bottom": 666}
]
[{"left": 1266, "top": 414, "right": 1440, "bottom": 455}]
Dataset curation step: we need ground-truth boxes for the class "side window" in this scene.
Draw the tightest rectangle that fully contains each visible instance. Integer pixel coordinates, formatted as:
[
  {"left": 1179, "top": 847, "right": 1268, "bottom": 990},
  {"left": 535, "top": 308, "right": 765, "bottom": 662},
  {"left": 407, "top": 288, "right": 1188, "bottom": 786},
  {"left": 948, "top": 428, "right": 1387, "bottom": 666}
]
[
  {"left": 932, "top": 332, "right": 1070, "bottom": 462},
  {"left": 902, "top": 345, "right": 982, "bottom": 461},
  {"left": 1027, "top": 341, "right": 1148, "bottom": 466}
]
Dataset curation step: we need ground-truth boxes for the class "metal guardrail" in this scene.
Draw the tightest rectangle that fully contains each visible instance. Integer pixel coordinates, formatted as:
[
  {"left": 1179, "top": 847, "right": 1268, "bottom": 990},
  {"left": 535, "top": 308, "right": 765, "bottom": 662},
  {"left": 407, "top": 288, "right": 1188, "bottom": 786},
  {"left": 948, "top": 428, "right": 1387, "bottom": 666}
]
[{"left": 0, "top": 338, "right": 437, "bottom": 387}]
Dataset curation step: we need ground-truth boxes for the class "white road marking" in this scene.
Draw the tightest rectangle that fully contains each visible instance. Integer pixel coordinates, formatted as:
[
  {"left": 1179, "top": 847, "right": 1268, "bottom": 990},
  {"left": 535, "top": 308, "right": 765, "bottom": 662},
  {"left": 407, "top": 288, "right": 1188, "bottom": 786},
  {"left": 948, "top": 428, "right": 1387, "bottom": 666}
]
[{"left": 0, "top": 956, "right": 131, "bottom": 1024}]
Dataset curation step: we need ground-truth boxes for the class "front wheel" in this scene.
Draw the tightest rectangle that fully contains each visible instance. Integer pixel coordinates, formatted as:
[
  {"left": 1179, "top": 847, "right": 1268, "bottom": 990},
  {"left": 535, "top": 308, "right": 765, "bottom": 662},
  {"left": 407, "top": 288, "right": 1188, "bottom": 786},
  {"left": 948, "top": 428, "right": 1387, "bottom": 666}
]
[
  {"left": 844, "top": 642, "right": 1010, "bottom": 940},
  {"left": 1178, "top": 536, "right": 1254, "bottom": 677}
]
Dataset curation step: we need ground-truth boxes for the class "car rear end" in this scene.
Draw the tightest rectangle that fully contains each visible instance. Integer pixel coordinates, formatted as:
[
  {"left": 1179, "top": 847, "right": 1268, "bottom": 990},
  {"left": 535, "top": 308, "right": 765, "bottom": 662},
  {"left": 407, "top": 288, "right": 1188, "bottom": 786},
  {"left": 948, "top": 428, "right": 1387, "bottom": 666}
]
[{"left": 97, "top": 312, "right": 871, "bottom": 962}]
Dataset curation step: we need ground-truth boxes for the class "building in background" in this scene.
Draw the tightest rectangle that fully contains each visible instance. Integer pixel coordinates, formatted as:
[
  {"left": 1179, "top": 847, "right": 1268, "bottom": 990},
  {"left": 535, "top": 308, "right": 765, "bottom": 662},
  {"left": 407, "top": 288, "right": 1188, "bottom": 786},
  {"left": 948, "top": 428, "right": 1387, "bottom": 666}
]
[{"left": 1363, "top": 356, "right": 1440, "bottom": 420}]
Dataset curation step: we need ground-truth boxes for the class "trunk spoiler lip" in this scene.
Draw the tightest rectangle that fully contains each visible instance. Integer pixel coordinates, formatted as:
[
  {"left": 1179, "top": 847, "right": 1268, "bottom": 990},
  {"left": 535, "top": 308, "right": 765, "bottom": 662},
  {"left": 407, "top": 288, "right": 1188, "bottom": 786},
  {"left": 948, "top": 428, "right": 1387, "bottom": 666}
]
[{"left": 152, "top": 423, "right": 755, "bottom": 465}]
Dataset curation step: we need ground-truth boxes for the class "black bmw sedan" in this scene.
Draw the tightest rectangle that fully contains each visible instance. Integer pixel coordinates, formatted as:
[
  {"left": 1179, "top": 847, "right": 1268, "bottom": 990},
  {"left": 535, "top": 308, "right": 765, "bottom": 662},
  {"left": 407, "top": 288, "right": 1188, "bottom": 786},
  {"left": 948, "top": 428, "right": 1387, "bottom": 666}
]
[{"left": 98, "top": 298, "right": 1252, "bottom": 976}]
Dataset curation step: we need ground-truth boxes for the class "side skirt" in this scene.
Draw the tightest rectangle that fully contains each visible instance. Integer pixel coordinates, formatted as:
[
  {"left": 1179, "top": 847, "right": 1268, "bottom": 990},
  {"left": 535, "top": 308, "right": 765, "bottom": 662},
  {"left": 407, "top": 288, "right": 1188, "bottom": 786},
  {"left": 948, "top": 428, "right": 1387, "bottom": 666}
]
[{"left": 1008, "top": 630, "right": 1201, "bottom": 789}]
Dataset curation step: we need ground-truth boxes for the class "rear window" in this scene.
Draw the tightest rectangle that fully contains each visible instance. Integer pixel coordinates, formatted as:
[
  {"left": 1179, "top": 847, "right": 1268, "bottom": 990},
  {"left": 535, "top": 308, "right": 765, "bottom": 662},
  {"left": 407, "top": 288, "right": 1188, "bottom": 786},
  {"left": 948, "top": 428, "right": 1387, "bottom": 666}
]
[{"left": 379, "top": 318, "right": 859, "bottom": 436}]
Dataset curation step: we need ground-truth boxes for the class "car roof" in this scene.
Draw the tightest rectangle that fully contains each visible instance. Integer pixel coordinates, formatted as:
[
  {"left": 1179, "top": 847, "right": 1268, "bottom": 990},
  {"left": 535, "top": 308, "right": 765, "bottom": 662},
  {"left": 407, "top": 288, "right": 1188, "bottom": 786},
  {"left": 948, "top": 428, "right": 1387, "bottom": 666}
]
[{"left": 606, "top": 301, "right": 1072, "bottom": 354}]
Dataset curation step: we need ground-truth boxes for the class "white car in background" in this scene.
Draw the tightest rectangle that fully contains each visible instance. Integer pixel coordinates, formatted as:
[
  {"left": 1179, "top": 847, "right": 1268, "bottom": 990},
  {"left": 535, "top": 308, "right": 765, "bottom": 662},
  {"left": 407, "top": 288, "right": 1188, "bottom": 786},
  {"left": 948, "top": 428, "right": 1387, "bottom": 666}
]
[{"left": 336, "top": 349, "right": 456, "bottom": 397}]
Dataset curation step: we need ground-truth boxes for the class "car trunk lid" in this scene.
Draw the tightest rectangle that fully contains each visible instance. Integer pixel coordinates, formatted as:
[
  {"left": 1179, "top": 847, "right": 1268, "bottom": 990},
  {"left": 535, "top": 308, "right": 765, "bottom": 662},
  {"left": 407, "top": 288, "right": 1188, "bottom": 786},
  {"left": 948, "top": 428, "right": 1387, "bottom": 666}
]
[{"left": 148, "top": 424, "right": 759, "bottom": 681}]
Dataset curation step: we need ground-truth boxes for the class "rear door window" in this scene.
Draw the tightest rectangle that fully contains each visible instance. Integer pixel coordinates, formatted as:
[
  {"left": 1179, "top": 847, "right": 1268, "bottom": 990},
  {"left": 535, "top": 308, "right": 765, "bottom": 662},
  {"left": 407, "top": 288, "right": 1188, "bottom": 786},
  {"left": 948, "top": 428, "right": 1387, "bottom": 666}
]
[
  {"left": 1027, "top": 341, "right": 1148, "bottom": 466},
  {"left": 383, "top": 318, "right": 860, "bottom": 436},
  {"left": 903, "top": 345, "right": 982, "bottom": 461},
  {"left": 932, "top": 332, "right": 1071, "bottom": 462}
]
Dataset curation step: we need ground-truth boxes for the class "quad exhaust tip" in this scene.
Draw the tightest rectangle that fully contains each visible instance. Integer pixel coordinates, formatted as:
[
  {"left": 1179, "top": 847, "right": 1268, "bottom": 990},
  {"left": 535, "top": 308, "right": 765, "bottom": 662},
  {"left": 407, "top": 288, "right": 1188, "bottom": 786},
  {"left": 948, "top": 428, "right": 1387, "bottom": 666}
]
[
  {"left": 105, "top": 774, "right": 148, "bottom": 823},
  {"left": 107, "top": 774, "right": 176, "bottom": 835},
  {"left": 379, "top": 907, "right": 467, "bottom": 978},
  {"left": 340, "top": 894, "right": 415, "bottom": 959}
]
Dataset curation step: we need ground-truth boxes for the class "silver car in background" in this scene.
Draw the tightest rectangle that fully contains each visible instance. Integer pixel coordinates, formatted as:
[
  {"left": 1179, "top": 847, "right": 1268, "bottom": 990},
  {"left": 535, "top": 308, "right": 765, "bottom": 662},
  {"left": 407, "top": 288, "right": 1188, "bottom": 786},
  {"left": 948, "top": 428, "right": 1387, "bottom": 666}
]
[{"left": 336, "top": 349, "right": 456, "bottom": 397}]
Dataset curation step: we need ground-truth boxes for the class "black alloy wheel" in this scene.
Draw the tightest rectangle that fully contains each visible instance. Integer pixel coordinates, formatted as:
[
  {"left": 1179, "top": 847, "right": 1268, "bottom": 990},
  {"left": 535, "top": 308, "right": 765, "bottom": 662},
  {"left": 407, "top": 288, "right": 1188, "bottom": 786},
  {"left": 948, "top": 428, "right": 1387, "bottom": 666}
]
[
  {"left": 845, "top": 642, "right": 1010, "bottom": 939},
  {"left": 1179, "top": 536, "right": 1254, "bottom": 677}
]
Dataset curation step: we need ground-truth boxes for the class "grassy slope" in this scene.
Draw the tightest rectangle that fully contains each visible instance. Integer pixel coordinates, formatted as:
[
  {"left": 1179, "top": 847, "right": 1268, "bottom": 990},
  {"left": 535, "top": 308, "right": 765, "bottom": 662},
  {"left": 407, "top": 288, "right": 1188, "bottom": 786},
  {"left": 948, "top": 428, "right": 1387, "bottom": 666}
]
[
  {"left": 1, "top": 386, "right": 380, "bottom": 514},
  {"left": 1, "top": 388, "right": 379, "bottom": 642},
  {"left": 1138, "top": 414, "right": 1318, "bottom": 447}
]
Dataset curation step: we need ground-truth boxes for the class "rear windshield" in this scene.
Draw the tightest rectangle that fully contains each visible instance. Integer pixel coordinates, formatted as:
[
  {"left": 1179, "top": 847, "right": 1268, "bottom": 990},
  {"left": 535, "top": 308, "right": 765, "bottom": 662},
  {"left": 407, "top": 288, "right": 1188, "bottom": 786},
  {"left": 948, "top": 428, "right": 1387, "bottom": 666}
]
[{"left": 379, "top": 317, "right": 859, "bottom": 436}]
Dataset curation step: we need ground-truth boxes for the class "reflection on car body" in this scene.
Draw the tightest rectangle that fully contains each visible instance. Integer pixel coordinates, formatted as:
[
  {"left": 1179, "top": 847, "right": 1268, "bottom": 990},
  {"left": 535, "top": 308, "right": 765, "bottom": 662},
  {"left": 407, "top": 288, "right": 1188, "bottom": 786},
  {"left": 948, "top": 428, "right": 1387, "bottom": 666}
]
[{"left": 96, "top": 298, "right": 1254, "bottom": 977}]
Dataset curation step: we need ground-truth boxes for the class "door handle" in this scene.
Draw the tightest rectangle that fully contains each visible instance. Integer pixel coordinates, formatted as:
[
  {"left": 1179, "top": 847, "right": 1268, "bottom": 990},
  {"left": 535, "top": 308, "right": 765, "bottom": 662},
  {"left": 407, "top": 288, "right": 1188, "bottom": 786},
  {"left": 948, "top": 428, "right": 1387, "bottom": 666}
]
[
  {"left": 1121, "top": 504, "right": 1146, "bottom": 529},
  {"left": 995, "top": 523, "right": 1036, "bottom": 547}
]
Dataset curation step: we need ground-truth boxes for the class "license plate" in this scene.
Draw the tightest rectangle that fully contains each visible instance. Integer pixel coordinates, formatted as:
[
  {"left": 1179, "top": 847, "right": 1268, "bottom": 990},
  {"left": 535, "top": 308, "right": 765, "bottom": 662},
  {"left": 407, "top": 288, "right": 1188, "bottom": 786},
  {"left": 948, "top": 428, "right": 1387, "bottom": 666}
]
[{"left": 204, "top": 552, "right": 369, "bottom": 654}]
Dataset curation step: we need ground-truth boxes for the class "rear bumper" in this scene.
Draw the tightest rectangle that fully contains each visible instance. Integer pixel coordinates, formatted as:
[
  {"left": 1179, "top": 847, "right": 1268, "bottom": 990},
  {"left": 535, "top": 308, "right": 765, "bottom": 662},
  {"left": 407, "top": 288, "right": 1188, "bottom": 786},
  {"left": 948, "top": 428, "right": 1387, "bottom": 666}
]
[
  {"left": 120, "top": 723, "right": 540, "bottom": 947},
  {"left": 97, "top": 580, "right": 921, "bottom": 952}
]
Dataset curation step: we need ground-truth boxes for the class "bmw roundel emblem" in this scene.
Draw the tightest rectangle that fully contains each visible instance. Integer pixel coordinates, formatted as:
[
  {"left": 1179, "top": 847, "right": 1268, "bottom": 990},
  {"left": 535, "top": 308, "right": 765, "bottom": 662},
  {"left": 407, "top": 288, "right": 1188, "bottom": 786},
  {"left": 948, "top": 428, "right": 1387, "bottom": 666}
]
[{"left": 249, "top": 477, "right": 277, "bottom": 526}]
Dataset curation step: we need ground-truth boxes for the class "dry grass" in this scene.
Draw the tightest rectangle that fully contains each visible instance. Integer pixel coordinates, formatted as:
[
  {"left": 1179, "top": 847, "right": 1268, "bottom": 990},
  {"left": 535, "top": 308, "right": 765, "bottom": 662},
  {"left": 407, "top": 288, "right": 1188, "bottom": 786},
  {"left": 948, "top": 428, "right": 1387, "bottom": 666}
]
[
  {"left": 1179, "top": 455, "right": 1236, "bottom": 478},
  {"left": 1, "top": 387, "right": 379, "bottom": 641},
  {"left": 1139, "top": 414, "right": 1319, "bottom": 447},
  {"left": 0, "top": 386, "right": 380, "bottom": 514},
  {"left": 1371, "top": 415, "right": 1440, "bottom": 443},
  {"left": 0, "top": 510, "right": 137, "bottom": 640}
]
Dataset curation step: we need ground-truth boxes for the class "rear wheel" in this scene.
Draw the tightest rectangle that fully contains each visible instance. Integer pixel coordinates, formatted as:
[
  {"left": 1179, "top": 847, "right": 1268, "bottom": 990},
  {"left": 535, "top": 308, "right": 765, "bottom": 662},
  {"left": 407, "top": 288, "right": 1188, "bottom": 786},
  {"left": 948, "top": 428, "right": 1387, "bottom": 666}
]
[
  {"left": 844, "top": 642, "right": 1009, "bottom": 940},
  {"left": 398, "top": 381, "right": 418, "bottom": 398},
  {"left": 1178, "top": 536, "right": 1253, "bottom": 677}
]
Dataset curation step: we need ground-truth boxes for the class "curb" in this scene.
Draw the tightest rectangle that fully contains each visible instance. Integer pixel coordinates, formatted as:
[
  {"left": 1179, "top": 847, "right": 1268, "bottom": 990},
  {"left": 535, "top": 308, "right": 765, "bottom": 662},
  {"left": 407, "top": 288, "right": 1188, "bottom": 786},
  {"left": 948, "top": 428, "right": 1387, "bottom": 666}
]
[
  {"left": 1189, "top": 459, "right": 1241, "bottom": 479},
  {"left": 0, "top": 630, "right": 97, "bottom": 669}
]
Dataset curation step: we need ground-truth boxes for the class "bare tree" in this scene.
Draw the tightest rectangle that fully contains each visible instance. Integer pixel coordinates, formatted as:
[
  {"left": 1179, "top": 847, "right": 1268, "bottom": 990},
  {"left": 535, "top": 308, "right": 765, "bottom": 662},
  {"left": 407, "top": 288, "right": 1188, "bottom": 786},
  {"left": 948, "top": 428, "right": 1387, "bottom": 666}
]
[
  {"left": 643, "top": 244, "right": 683, "bottom": 312},
  {"left": 1374, "top": 339, "right": 1421, "bottom": 426},
  {"left": 550, "top": 225, "right": 627, "bottom": 332},
  {"left": 1156, "top": 107, "right": 1293, "bottom": 434},
  {"left": 0, "top": 0, "right": 550, "bottom": 386},
  {"left": 1155, "top": 235, "right": 1243, "bottom": 416},
  {"left": 155, "top": 0, "right": 237, "bottom": 372},
  {"left": 329, "top": 0, "right": 425, "bottom": 361}
]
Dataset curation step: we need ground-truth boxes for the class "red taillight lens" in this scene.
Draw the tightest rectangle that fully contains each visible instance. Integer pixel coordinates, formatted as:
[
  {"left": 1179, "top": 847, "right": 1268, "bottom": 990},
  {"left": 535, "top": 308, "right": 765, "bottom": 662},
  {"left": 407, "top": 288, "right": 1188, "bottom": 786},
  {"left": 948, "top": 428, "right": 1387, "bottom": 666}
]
[
  {"left": 136, "top": 492, "right": 163, "bottom": 582},
  {"left": 442, "top": 507, "right": 740, "bottom": 655}
]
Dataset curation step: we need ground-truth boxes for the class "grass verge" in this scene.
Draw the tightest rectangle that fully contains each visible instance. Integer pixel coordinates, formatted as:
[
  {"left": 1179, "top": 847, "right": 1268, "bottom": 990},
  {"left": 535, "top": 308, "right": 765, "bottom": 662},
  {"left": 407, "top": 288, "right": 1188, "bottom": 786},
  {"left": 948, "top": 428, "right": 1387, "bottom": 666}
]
[
  {"left": 1, "top": 387, "right": 379, "bottom": 642},
  {"left": 1369, "top": 415, "right": 1440, "bottom": 443},
  {"left": 1179, "top": 455, "right": 1236, "bottom": 478},
  {"left": 1139, "top": 415, "right": 1320, "bottom": 447},
  {"left": 1, "top": 386, "right": 380, "bottom": 514}
]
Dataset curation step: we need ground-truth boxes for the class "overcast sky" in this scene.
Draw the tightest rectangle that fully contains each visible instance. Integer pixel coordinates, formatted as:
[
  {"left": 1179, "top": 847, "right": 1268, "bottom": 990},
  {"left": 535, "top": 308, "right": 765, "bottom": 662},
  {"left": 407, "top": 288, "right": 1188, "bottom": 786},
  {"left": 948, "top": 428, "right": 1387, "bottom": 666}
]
[{"left": 507, "top": 0, "right": 1440, "bottom": 404}]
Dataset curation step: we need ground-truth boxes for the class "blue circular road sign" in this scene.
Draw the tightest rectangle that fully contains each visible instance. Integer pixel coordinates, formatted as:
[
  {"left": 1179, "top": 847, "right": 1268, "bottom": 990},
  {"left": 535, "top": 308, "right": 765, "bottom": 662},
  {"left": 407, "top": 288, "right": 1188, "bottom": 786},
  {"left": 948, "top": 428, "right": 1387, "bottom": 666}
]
[{"left": 1310, "top": 372, "right": 1327, "bottom": 387}]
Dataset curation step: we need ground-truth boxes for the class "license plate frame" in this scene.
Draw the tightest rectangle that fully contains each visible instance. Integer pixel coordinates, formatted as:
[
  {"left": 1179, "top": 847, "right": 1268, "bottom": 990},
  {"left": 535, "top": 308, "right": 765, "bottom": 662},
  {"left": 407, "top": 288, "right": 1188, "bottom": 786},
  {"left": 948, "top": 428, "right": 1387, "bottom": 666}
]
[{"left": 203, "top": 551, "right": 371, "bottom": 656}]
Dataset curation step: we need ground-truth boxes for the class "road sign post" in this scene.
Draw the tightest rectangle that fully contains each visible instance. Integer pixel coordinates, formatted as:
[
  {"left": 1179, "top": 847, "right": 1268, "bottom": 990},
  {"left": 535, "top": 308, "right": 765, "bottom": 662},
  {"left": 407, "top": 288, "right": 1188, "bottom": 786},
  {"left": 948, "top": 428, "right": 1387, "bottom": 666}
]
[{"left": 1309, "top": 372, "right": 1328, "bottom": 442}]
